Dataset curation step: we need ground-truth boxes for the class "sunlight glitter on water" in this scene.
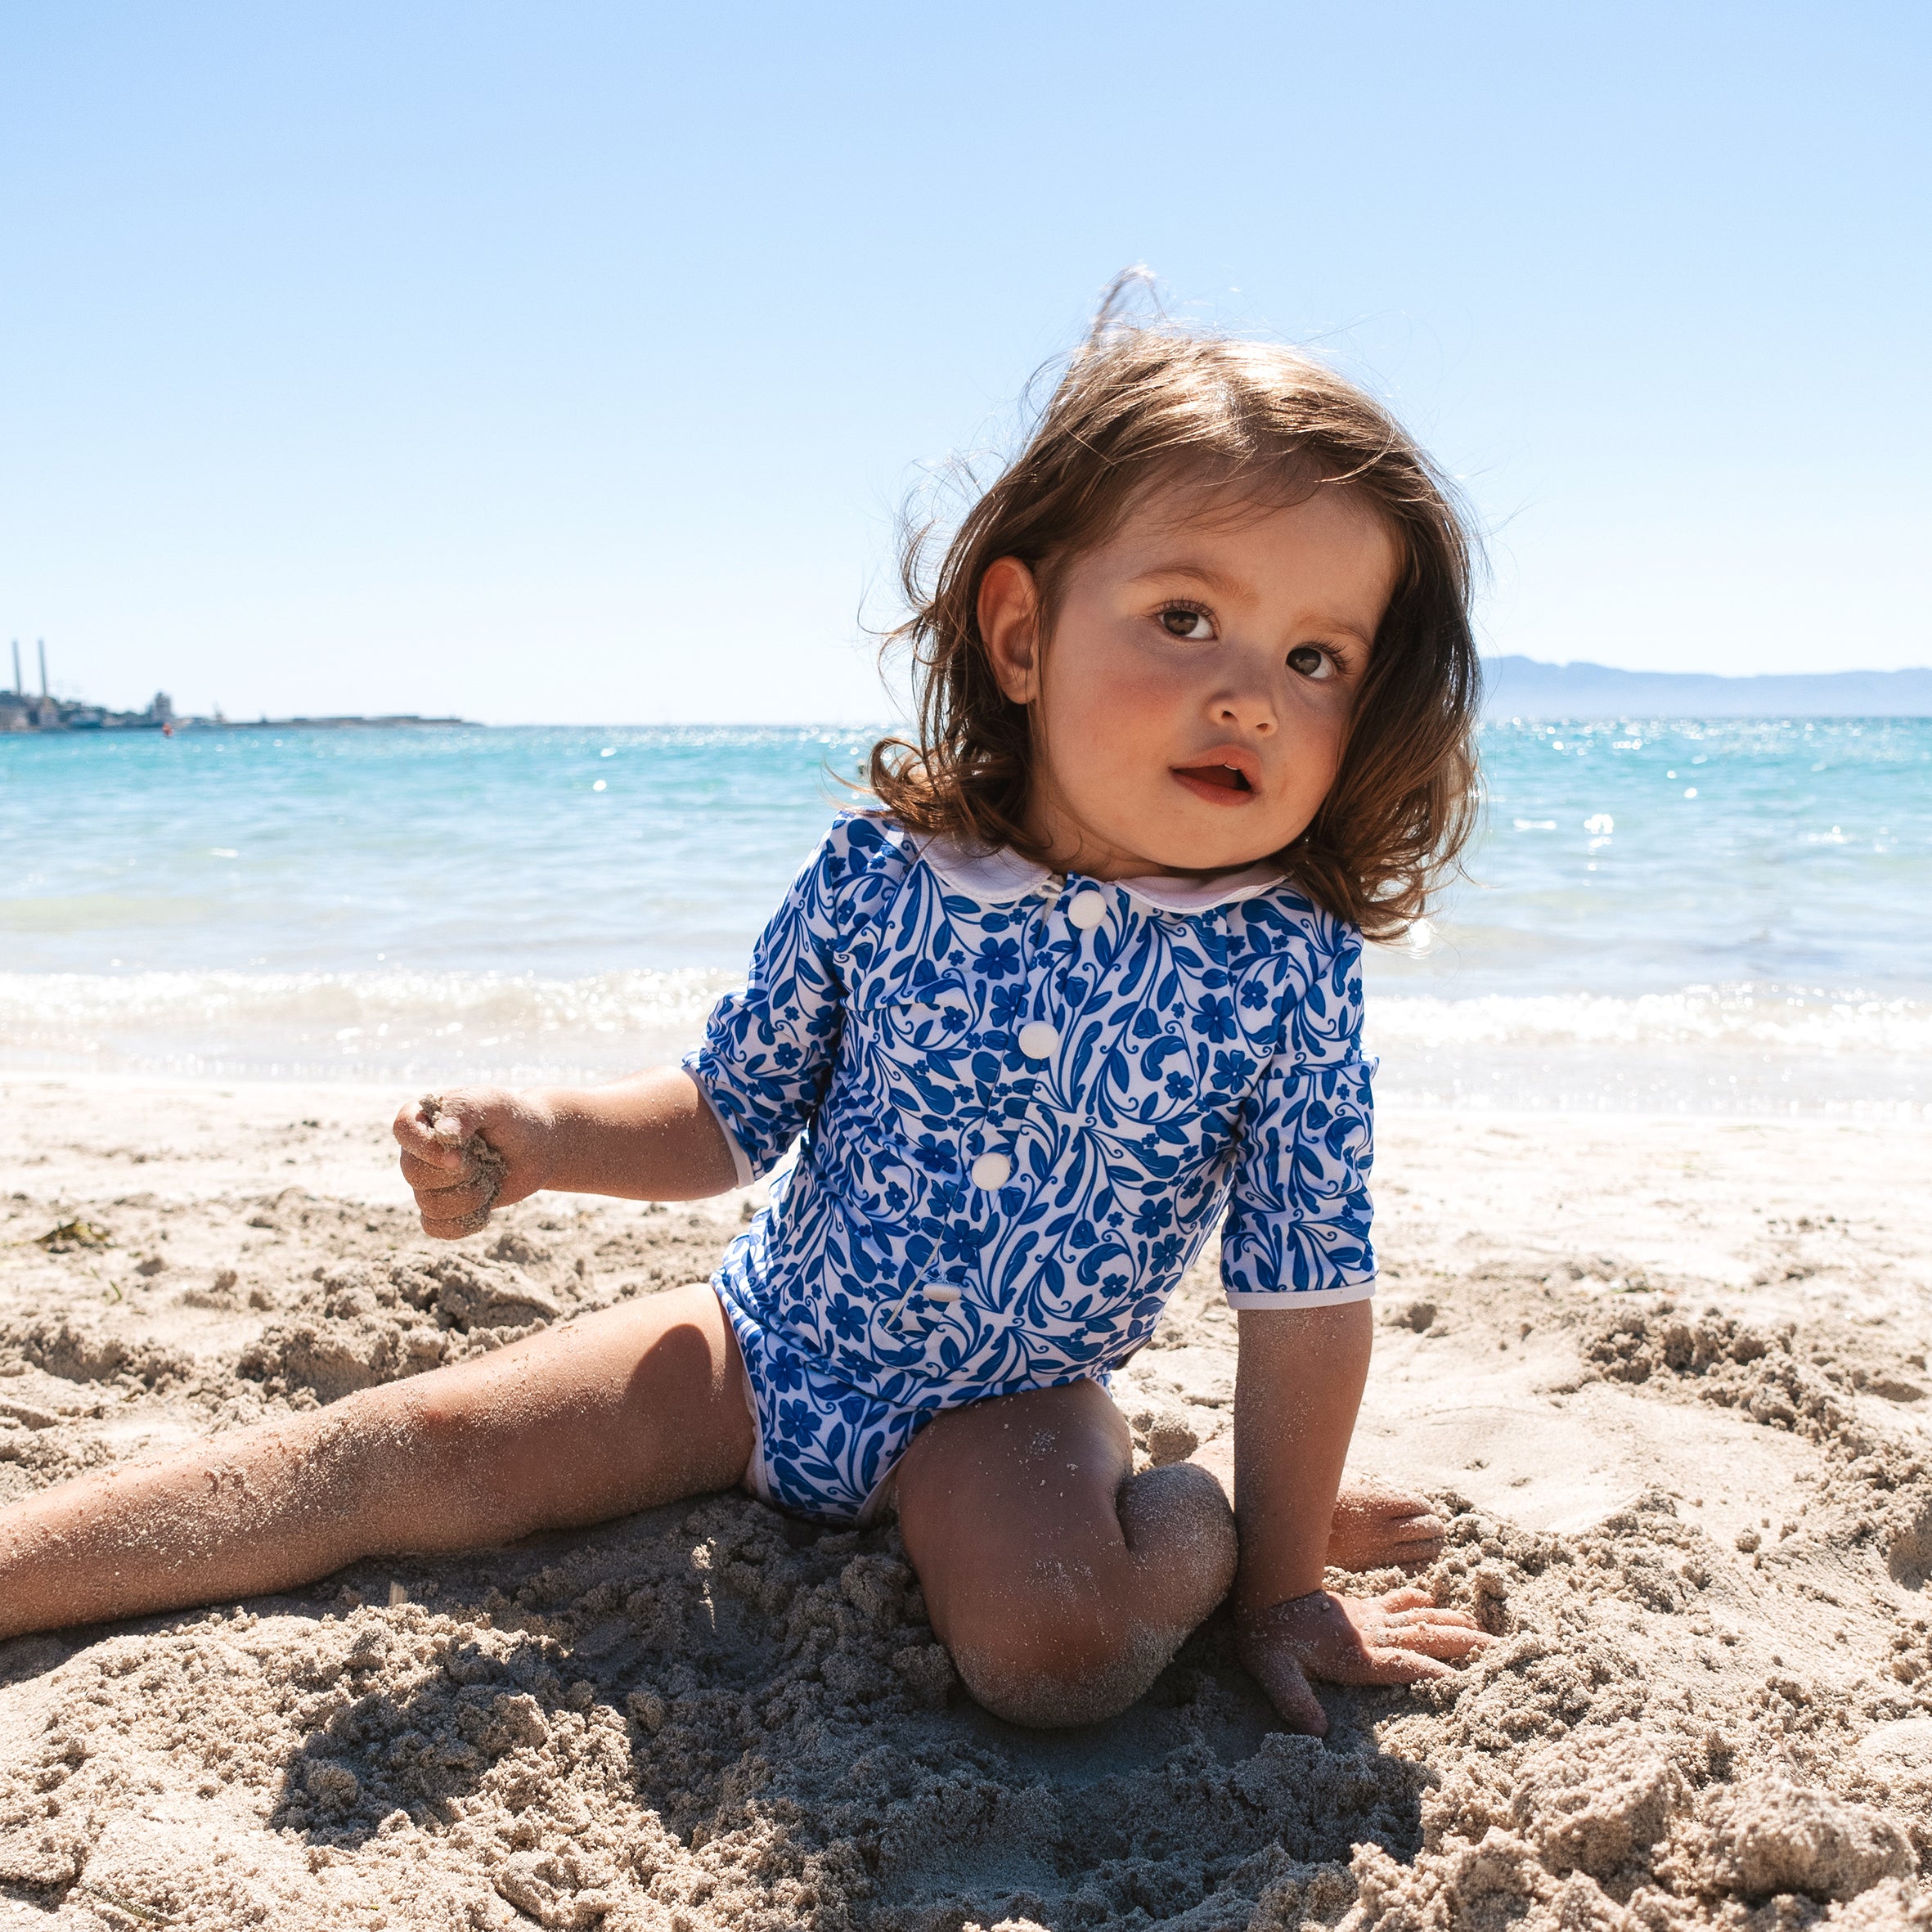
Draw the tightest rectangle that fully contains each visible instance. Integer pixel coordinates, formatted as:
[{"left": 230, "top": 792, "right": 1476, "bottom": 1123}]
[{"left": 2, "top": 717, "right": 1926, "bottom": 1109}]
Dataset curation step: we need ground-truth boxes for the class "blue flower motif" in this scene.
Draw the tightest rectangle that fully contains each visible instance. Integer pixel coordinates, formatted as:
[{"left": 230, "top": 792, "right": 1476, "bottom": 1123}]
[
  {"left": 1192, "top": 995, "right": 1238, "bottom": 1043},
  {"left": 911, "top": 1135, "right": 957, "bottom": 1175},
  {"left": 939, "top": 1220, "right": 985, "bottom": 1263},
  {"left": 989, "top": 982, "right": 1028, "bottom": 1026},
  {"left": 824, "top": 1293, "right": 869, "bottom": 1344},
  {"left": 975, "top": 937, "right": 1021, "bottom": 980}
]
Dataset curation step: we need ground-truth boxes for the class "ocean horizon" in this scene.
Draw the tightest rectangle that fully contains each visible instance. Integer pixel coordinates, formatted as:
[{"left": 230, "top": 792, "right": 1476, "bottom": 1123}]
[{"left": 2, "top": 717, "right": 1926, "bottom": 1116}]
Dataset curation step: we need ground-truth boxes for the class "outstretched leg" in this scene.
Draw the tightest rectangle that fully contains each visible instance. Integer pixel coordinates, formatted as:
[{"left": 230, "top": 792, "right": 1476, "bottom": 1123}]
[
  {"left": 0, "top": 1283, "right": 753, "bottom": 1642},
  {"left": 894, "top": 1381, "right": 1237, "bottom": 1728}
]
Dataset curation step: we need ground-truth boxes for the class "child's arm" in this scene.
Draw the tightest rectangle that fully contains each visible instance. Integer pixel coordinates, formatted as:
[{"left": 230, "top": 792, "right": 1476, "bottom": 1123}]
[
  {"left": 1230, "top": 1302, "right": 1491, "bottom": 1734},
  {"left": 392, "top": 819, "right": 889, "bottom": 1235},
  {"left": 393, "top": 1071, "right": 738, "bottom": 1238}
]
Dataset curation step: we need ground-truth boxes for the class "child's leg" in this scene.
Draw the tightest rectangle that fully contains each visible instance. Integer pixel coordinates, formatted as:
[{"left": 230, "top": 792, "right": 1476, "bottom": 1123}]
[
  {"left": 893, "top": 1381, "right": 1237, "bottom": 1728},
  {"left": 0, "top": 1284, "right": 752, "bottom": 1642}
]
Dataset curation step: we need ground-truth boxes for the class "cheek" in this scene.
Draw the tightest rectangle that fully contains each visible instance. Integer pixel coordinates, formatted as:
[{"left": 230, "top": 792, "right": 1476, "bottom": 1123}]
[
  {"left": 1040, "top": 634, "right": 1179, "bottom": 757},
  {"left": 1287, "top": 711, "right": 1349, "bottom": 791},
  {"left": 1081, "top": 646, "right": 1188, "bottom": 730}
]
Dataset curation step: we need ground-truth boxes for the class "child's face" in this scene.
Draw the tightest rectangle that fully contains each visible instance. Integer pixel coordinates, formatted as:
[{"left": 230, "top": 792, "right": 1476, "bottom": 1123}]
[{"left": 980, "top": 480, "right": 1399, "bottom": 879}]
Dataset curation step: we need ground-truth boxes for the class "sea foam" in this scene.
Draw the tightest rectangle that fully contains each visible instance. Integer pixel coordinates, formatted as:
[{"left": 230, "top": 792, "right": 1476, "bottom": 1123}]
[{"left": 2, "top": 969, "right": 1925, "bottom": 1117}]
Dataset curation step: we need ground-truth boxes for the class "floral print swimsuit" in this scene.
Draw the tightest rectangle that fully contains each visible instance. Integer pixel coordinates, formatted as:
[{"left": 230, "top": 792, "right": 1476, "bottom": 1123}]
[{"left": 685, "top": 813, "right": 1377, "bottom": 1524}]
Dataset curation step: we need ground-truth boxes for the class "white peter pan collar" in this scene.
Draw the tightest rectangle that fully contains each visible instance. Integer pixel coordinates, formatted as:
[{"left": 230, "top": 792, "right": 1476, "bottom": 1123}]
[{"left": 910, "top": 830, "right": 1287, "bottom": 914}]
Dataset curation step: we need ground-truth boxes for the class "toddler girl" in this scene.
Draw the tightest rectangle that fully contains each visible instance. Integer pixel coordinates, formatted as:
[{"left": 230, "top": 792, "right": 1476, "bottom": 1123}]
[{"left": 0, "top": 310, "right": 1489, "bottom": 1732}]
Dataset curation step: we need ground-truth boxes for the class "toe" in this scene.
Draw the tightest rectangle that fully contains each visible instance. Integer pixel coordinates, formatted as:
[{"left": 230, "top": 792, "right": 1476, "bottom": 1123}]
[
  {"left": 1380, "top": 1586, "right": 1435, "bottom": 1611},
  {"left": 1387, "top": 1604, "right": 1480, "bottom": 1629},
  {"left": 1361, "top": 1647, "right": 1453, "bottom": 1685},
  {"left": 1402, "top": 1623, "right": 1495, "bottom": 1660},
  {"left": 1391, "top": 1510, "right": 1445, "bottom": 1536}
]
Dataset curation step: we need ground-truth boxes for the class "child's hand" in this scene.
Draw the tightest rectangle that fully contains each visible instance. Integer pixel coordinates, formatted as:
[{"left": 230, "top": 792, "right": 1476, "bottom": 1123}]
[
  {"left": 1237, "top": 1587, "right": 1493, "bottom": 1737},
  {"left": 392, "top": 1088, "right": 555, "bottom": 1238}
]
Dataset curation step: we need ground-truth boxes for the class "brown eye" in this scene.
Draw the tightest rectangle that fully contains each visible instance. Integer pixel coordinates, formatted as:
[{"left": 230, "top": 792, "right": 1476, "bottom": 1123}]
[
  {"left": 1287, "top": 644, "right": 1335, "bottom": 681},
  {"left": 1160, "top": 607, "right": 1215, "bottom": 640}
]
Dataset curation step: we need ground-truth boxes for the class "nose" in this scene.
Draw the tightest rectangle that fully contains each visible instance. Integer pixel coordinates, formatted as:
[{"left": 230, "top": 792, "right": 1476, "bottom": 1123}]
[{"left": 1211, "top": 681, "right": 1277, "bottom": 737}]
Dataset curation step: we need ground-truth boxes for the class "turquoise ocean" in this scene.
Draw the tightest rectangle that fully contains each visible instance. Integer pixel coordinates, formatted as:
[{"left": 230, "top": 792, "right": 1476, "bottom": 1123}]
[{"left": 2, "top": 719, "right": 1927, "bottom": 1115}]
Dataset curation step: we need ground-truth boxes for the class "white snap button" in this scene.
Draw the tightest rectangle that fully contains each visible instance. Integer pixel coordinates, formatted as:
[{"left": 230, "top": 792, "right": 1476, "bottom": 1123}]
[
  {"left": 1016, "top": 1021, "right": 1060, "bottom": 1059},
  {"left": 970, "top": 1150, "right": 1013, "bottom": 1190},
  {"left": 1067, "top": 891, "right": 1108, "bottom": 931},
  {"left": 923, "top": 1283, "right": 961, "bottom": 1304}
]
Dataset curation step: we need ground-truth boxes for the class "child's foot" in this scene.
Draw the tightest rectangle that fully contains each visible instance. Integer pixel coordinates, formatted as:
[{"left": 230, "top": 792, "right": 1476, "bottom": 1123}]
[
  {"left": 1326, "top": 1480, "right": 1445, "bottom": 1573},
  {"left": 1187, "top": 1440, "right": 1444, "bottom": 1572}
]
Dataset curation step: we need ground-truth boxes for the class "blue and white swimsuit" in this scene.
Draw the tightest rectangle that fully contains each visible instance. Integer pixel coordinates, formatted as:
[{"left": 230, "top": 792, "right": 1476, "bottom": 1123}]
[{"left": 684, "top": 812, "right": 1377, "bottom": 1524}]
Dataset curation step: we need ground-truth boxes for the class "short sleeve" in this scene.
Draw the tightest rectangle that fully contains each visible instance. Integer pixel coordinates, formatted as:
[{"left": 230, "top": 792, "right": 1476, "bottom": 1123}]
[
  {"left": 1219, "top": 1052, "right": 1377, "bottom": 1310},
  {"left": 682, "top": 825, "right": 856, "bottom": 1184}
]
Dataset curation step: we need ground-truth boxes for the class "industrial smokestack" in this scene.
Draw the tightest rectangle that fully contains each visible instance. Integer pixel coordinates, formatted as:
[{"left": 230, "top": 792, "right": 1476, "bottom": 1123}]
[
  {"left": 9, "top": 640, "right": 18, "bottom": 700},
  {"left": 38, "top": 640, "right": 48, "bottom": 699}
]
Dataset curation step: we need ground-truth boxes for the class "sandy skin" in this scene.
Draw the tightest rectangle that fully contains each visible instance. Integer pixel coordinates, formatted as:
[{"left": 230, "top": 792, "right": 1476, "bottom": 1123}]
[{"left": 1188, "top": 1436, "right": 1446, "bottom": 1572}]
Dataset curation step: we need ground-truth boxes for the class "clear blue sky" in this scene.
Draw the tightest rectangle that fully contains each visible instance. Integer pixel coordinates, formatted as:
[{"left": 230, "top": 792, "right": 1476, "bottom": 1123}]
[{"left": 4, "top": 2, "right": 1927, "bottom": 724}]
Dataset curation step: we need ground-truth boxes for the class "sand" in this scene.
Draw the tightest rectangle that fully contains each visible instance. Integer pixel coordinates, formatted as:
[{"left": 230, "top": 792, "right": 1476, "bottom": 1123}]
[{"left": 1, "top": 1074, "right": 1930, "bottom": 1929}]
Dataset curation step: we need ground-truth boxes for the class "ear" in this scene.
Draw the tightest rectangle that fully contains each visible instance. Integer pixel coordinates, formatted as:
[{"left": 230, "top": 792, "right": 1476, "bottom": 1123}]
[{"left": 977, "top": 557, "right": 1041, "bottom": 706}]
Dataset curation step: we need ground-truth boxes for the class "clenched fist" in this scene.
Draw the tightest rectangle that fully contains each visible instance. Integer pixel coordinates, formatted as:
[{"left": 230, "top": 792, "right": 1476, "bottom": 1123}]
[{"left": 392, "top": 1086, "right": 558, "bottom": 1238}]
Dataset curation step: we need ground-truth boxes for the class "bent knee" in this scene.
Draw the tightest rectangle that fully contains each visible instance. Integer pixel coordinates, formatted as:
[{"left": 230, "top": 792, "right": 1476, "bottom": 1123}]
[
  {"left": 1121, "top": 1462, "right": 1238, "bottom": 1608},
  {"left": 945, "top": 1575, "right": 1191, "bottom": 1729},
  {"left": 950, "top": 1610, "right": 1180, "bottom": 1728},
  {"left": 938, "top": 1468, "right": 1238, "bottom": 1729}
]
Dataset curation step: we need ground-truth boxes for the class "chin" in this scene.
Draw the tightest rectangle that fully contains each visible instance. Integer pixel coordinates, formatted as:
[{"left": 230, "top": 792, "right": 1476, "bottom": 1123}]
[{"left": 1135, "top": 824, "right": 1289, "bottom": 877}]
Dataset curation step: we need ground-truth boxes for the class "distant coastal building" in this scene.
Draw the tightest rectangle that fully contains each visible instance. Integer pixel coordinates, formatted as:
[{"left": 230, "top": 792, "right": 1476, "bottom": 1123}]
[
  {"left": 1, "top": 640, "right": 176, "bottom": 732},
  {"left": 1, "top": 639, "right": 464, "bottom": 733}
]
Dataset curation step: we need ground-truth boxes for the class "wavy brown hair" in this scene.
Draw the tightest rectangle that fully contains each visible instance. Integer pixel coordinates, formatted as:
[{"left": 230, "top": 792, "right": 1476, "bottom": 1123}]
[{"left": 868, "top": 292, "right": 1482, "bottom": 941}]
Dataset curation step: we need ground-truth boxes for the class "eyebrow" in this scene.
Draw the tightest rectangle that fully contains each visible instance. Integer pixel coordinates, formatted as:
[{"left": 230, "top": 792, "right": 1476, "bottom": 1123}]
[
  {"left": 1126, "top": 561, "right": 1378, "bottom": 649},
  {"left": 1126, "top": 560, "right": 1242, "bottom": 596}
]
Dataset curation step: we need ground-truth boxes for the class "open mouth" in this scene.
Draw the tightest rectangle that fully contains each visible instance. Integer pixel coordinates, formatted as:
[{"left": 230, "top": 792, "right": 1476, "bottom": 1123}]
[{"left": 1172, "top": 761, "right": 1254, "bottom": 795}]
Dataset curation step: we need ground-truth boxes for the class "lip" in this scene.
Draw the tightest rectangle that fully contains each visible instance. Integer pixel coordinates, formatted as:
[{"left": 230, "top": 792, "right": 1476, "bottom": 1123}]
[{"left": 1170, "top": 745, "right": 1263, "bottom": 806}]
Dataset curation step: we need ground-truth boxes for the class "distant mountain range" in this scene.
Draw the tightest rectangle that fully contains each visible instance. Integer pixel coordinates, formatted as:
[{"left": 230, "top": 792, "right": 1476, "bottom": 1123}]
[{"left": 1481, "top": 655, "right": 1932, "bottom": 718}]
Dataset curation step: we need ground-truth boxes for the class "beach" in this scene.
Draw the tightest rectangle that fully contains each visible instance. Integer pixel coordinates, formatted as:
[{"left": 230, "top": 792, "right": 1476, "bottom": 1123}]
[
  {"left": 9, "top": 0, "right": 1929, "bottom": 1916},
  {"left": 2, "top": 1076, "right": 1930, "bottom": 1929},
  {"left": 2, "top": 717, "right": 1929, "bottom": 1925}
]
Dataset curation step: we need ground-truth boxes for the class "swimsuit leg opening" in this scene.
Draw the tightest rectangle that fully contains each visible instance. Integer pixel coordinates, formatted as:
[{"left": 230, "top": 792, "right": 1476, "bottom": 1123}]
[{"left": 712, "top": 1282, "right": 776, "bottom": 1508}]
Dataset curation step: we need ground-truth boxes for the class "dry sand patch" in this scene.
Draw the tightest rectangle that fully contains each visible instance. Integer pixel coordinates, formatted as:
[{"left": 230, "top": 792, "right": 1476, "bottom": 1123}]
[{"left": 0, "top": 1082, "right": 1929, "bottom": 1928}]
